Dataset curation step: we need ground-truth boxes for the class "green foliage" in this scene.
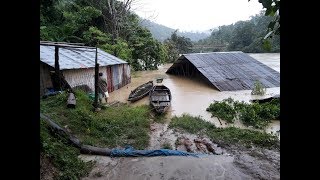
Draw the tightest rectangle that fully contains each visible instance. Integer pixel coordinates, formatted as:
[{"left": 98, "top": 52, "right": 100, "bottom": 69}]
[
  {"left": 195, "top": 10, "right": 279, "bottom": 53},
  {"left": 128, "top": 26, "right": 167, "bottom": 70},
  {"left": 251, "top": 81, "right": 266, "bottom": 95},
  {"left": 40, "top": 90, "right": 151, "bottom": 149},
  {"left": 250, "top": 0, "right": 280, "bottom": 39},
  {"left": 83, "top": 26, "right": 110, "bottom": 46},
  {"left": 206, "top": 98, "right": 236, "bottom": 123},
  {"left": 207, "top": 98, "right": 280, "bottom": 129},
  {"left": 101, "top": 38, "right": 133, "bottom": 61},
  {"left": 234, "top": 99, "right": 280, "bottom": 129},
  {"left": 40, "top": 0, "right": 169, "bottom": 72},
  {"left": 163, "top": 40, "right": 179, "bottom": 63},
  {"left": 40, "top": 120, "right": 92, "bottom": 180},
  {"left": 207, "top": 127, "right": 278, "bottom": 148},
  {"left": 169, "top": 113, "right": 216, "bottom": 134},
  {"left": 228, "top": 21, "right": 255, "bottom": 51},
  {"left": 169, "top": 114, "right": 279, "bottom": 148},
  {"left": 164, "top": 30, "right": 193, "bottom": 62}
]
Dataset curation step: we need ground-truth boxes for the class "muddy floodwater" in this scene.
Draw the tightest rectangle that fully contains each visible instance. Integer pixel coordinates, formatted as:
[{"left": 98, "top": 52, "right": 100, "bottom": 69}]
[{"left": 108, "top": 53, "right": 280, "bottom": 136}]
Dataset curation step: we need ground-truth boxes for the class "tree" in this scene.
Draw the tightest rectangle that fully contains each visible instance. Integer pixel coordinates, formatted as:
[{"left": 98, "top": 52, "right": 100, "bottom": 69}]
[
  {"left": 249, "top": 0, "right": 280, "bottom": 39},
  {"left": 194, "top": 10, "right": 279, "bottom": 53},
  {"left": 228, "top": 21, "right": 255, "bottom": 51},
  {"left": 40, "top": 0, "right": 169, "bottom": 71},
  {"left": 128, "top": 26, "right": 167, "bottom": 70},
  {"left": 164, "top": 30, "right": 193, "bottom": 62}
]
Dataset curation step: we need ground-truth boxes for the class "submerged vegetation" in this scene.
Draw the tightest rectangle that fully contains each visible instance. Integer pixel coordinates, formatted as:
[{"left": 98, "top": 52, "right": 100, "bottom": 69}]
[
  {"left": 207, "top": 98, "right": 280, "bottom": 129},
  {"left": 206, "top": 98, "right": 236, "bottom": 123},
  {"left": 170, "top": 114, "right": 279, "bottom": 148},
  {"left": 251, "top": 81, "right": 266, "bottom": 95}
]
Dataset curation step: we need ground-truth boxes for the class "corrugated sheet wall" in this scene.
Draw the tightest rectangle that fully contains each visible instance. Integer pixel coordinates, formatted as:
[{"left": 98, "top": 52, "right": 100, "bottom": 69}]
[
  {"left": 112, "top": 65, "right": 120, "bottom": 90},
  {"left": 40, "top": 62, "right": 53, "bottom": 96},
  {"left": 63, "top": 64, "right": 131, "bottom": 93},
  {"left": 63, "top": 66, "right": 107, "bottom": 92}
]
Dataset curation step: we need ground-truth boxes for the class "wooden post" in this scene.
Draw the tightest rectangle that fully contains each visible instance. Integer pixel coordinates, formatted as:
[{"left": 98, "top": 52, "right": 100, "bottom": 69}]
[
  {"left": 54, "top": 46, "right": 61, "bottom": 91},
  {"left": 94, "top": 48, "right": 99, "bottom": 109}
]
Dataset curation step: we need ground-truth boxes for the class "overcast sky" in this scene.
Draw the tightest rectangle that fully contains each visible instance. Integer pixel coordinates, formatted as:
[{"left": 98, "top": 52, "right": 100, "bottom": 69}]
[{"left": 131, "top": 0, "right": 264, "bottom": 32}]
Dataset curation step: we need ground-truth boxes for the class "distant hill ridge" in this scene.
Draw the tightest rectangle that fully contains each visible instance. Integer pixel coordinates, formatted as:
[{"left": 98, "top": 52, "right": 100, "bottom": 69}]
[{"left": 139, "top": 19, "right": 210, "bottom": 42}]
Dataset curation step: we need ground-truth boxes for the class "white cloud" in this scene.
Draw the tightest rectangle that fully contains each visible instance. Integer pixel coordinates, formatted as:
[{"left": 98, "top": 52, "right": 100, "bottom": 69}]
[{"left": 132, "top": 0, "right": 263, "bottom": 32}]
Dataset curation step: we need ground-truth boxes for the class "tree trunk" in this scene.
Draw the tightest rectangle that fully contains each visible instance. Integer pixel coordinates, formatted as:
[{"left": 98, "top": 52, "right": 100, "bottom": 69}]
[{"left": 40, "top": 113, "right": 111, "bottom": 156}]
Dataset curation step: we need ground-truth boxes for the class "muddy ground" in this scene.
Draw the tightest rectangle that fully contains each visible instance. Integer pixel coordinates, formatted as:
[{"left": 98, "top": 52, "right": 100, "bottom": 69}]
[
  {"left": 40, "top": 153, "right": 58, "bottom": 180},
  {"left": 80, "top": 122, "right": 280, "bottom": 180}
]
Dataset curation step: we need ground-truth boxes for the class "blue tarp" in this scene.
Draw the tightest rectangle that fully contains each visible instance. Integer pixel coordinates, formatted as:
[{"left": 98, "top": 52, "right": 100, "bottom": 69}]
[{"left": 110, "top": 146, "right": 205, "bottom": 158}]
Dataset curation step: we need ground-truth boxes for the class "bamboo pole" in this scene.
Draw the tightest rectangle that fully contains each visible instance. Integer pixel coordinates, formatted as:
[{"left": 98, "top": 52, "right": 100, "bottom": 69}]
[
  {"left": 94, "top": 48, "right": 99, "bottom": 109},
  {"left": 54, "top": 46, "right": 61, "bottom": 91}
]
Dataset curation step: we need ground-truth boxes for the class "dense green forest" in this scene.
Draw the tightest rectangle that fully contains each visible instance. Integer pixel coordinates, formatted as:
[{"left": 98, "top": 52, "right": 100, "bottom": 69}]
[
  {"left": 140, "top": 19, "right": 210, "bottom": 42},
  {"left": 194, "top": 11, "right": 280, "bottom": 53},
  {"left": 40, "top": 0, "right": 168, "bottom": 71},
  {"left": 41, "top": 0, "right": 279, "bottom": 71}
]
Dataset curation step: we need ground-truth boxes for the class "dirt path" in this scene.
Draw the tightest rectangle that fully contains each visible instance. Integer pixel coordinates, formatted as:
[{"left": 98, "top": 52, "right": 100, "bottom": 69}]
[
  {"left": 80, "top": 122, "right": 280, "bottom": 180},
  {"left": 80, "top": 155, "right": 252, "bottom": 180}
]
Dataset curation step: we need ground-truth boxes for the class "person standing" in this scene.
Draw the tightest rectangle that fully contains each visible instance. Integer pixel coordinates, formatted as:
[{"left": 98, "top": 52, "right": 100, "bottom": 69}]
[{"left": 98, "top": 72, "right": 109, "bottom": 104}]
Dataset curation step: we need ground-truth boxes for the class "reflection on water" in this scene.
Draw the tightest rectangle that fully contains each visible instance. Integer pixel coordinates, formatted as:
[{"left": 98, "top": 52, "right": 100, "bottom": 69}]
[{"left": 108, "top": 53, "right": 280, "bottom": 137}]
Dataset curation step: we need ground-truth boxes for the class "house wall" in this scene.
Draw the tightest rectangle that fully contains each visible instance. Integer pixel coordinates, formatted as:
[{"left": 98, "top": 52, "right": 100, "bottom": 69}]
[
  {"left": 40, "top": 62, "right": 53, "bottom": 96},
  {"left": 63, "top": 67, "right": 107, "bottom": 92},
  {"left": 63, "top": 64, "right": 131, "bottom": 93}
]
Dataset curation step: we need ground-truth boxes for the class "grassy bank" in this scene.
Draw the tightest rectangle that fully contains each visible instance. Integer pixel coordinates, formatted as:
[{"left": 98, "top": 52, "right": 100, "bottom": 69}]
[
  {"left": 40, "top": 120, "right": 92, "bottom": 180},
  {"left": 169, "top": 114, "right": 279, "bottom": 148},
  {"left": 40, "top": 90, "right": 152, "bottom": 149},
  {"left": 40, "top": 90, "right": 153, "bottom": 178}
]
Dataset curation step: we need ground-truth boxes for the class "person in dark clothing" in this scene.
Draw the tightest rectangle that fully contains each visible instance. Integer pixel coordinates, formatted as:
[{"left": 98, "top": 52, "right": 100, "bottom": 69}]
[{"left": 98, "top": 72, "right": 109, "bottom": 103}]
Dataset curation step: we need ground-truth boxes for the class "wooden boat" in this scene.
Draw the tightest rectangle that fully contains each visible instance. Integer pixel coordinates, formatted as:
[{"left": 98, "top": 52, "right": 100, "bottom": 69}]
[
  {"left": 149, "top": 85, "right": 172, "bottom": 113},
  {"left": 128, "top": 81, "right": 154, "bottom": 102}
]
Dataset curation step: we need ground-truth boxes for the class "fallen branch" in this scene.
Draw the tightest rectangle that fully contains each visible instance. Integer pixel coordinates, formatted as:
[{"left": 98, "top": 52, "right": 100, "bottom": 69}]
[{"left": 40, "top": 113, "right": 111, "bottom": 156}]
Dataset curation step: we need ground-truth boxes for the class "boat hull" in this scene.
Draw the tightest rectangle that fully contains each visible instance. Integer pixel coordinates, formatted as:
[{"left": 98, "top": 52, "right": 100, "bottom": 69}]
[
  {"left": 128, "top": 81, "right": 153, "bottom": 102},
  {"left": 149, "top": 85, "right": 172, "bottom": 114}
]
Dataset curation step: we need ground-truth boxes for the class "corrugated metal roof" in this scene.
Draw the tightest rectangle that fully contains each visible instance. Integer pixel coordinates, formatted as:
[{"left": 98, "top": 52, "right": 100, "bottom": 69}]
[
  {"left": 166, "top": 52, "right": 280, "bottom": 91},
  {"left": 40, "top": 45, "right": 127, "bottom": 70}
]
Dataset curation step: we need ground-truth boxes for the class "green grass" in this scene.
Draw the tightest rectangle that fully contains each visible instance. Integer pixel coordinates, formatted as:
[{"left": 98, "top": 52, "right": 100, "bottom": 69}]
[
  {"left": 153, "top": 113, "right": 166, "bottom": 123},
  {"left": 40, "top": 120, "right": 93, "bottom": 180},
  {"left": 40, "top": 90, "right": 152, "bottom": 149},
  {"left": 169, "top": 114, "right": 279, "bottom": 148},
  {"left": 169, "top": 113, "right": 216, "bottom": 134}
]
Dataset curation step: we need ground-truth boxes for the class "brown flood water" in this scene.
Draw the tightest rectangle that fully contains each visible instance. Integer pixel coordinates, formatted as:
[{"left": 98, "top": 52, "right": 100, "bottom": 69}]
[{"left": 108, "top": 53, "right": 280, "bottom": 137}]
